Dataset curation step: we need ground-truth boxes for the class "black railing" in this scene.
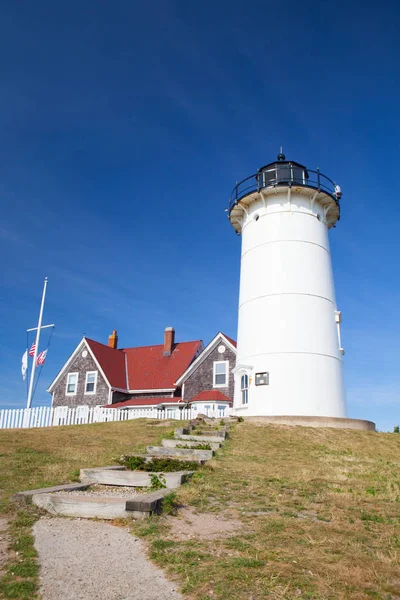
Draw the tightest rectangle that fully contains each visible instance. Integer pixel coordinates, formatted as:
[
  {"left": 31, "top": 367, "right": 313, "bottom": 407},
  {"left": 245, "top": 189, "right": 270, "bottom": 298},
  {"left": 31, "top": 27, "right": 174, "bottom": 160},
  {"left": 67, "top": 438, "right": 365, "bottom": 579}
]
[{"left": 228, "top": 163, "right": 339, "bottom": 214}]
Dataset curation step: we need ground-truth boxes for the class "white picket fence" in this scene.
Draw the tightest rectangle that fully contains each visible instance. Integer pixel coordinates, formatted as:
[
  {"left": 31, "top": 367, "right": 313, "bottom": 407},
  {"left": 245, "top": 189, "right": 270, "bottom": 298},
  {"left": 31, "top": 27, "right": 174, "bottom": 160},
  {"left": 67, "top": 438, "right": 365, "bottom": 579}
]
[{"left": 0, "top": 405, "right": 232, "bottom": 430}]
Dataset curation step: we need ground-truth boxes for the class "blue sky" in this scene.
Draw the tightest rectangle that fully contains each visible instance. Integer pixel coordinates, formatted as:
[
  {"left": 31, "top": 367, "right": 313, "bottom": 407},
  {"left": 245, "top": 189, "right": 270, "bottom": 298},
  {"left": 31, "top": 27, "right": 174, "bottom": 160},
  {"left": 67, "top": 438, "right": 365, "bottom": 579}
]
[{"left": 0, "top": 0, "right": 399, "bottom": 431}]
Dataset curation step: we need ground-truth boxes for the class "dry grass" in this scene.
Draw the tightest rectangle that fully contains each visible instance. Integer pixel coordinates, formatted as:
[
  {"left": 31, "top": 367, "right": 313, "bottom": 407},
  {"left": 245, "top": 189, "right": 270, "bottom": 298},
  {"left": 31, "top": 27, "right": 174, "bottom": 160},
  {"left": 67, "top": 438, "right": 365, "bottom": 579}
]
[
  {"left": 0, "top": 418, "right": 175, "bottom": 512},
  {"left": 135, "top": 423, "right": 400, "bottom": 600},
  {"left": 0, "top": 418, "right": 178, "bottom": 599}
]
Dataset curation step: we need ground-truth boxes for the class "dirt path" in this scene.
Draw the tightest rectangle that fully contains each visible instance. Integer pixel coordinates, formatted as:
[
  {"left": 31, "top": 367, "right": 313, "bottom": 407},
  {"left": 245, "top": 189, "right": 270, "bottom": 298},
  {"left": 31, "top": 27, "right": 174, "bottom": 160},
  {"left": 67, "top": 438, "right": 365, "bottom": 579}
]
[{"left": 33, "top": 517, "right": 183, "bottom": 600}]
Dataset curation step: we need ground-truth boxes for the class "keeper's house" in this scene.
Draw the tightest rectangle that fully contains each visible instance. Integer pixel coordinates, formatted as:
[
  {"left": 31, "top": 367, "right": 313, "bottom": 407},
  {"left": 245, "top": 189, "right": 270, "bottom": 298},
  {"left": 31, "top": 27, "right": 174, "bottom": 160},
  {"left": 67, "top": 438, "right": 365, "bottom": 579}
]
[{"left": 47, "top": 328, "right": 236, "bottom": 415}]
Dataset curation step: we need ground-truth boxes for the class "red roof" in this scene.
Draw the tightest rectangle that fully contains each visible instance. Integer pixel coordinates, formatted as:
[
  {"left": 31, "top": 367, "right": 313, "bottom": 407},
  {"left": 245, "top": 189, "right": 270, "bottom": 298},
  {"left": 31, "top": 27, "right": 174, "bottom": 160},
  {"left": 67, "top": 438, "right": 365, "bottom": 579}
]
[
  {"left": 85, "top": 338, "right": 127, "bottom": 389},
  {"left": 222, "top": 333, "right": 237, "bottom": 348},
  {"left": 190, "top": 390, "right": 232, "bottom": 403},
  {"left": 86, "top": 337, "right": 202, "bottom": 392},
  {"left": 124, "top": 341, "right": 202, "bottom": 390},
  {"left": 108, "top": 397, "right": 184, "bottom": 409}
]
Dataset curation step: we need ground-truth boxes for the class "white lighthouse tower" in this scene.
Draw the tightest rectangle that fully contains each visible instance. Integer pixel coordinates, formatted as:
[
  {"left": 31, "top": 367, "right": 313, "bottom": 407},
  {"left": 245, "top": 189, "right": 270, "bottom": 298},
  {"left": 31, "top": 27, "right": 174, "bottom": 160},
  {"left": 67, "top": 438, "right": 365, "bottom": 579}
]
[{"left": 229, "top": 152, "right": 347, "bottom": 421}]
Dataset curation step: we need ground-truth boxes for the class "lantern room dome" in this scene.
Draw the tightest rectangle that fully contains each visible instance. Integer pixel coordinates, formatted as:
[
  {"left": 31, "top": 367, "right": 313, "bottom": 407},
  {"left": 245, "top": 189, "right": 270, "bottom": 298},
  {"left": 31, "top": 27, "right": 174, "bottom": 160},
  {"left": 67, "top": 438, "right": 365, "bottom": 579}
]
[{"left": 228, "top": 153, "right": 342, "bottom": 232}]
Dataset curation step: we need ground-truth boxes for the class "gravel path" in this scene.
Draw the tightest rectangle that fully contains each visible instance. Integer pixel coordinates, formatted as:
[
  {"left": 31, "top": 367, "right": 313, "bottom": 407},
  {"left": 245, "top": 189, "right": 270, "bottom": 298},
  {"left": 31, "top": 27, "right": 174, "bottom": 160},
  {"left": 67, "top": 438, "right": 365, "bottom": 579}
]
[
  {"left": 52, "top": 484, "right": 142, "bottom": 498},
  {"left": 34, "top": 517, "right": 183, "bottom": 600}
]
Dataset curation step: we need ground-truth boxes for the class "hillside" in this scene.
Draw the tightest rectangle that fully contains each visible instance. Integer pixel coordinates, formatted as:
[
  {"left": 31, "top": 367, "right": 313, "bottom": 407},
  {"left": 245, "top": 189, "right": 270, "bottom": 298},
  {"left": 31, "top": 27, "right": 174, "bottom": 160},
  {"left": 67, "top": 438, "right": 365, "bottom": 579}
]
[
  {"left": 1, "top": 420, "right": 400, "bottom": 599},
  {"left": 139, "top": 422, "right": 400, "bottom": 600}
]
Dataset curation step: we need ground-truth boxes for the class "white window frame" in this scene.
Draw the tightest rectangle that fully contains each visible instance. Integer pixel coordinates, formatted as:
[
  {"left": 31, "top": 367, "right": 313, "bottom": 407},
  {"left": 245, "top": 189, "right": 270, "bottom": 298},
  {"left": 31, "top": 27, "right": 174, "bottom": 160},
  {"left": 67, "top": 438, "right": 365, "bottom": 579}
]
[
  {"left": 241, "top": 374, "right": 249, "bottom": 405},
  {"left": 66, "top": 372, "right": 79, "bottom": 396},
  {"left": 84, "top": 371, "right": 98, "bottom": 395},
  {"left": 213, "top": 360, "right": 229, "bottom": 388}
]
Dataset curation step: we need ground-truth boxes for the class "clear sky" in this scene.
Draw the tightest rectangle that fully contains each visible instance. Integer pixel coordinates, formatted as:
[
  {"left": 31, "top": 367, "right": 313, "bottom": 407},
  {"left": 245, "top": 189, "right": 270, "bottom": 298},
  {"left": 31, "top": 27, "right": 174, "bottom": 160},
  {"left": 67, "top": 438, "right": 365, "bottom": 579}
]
[{"left": 0, "top": 0, "right": 399, "bottom": 431}]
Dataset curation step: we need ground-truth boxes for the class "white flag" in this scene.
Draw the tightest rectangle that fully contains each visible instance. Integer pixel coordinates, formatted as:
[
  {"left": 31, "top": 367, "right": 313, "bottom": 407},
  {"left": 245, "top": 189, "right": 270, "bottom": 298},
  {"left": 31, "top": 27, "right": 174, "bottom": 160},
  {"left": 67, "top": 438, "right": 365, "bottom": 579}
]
[{"left": 21, "top": 350, "right": 28, "bottom": 380}]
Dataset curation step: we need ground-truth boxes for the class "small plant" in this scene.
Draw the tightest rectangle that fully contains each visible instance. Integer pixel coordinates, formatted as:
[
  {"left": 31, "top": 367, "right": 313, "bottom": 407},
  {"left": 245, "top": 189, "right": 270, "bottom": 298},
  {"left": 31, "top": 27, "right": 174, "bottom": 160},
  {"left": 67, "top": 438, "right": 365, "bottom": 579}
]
[
  {"left": 150, "top": 473, "right": 167, "bottom": 490},
  {"left": 69, "top": 468, "right": 80, "bottom": 482},
  {"left": 118, "top": 455, "right": 200, "bottom": 472},
  {"left": 176, "top": 443, "right": 212, "bottom": 450},
  {"left": 238, "top": 416, "right": 244, "bottom": 422},
  {"left": 162, "top": 491, "right": 178, "bottom": 515},
  {"left": 394, "top": 425, "right": 400, "bottom": 433}
]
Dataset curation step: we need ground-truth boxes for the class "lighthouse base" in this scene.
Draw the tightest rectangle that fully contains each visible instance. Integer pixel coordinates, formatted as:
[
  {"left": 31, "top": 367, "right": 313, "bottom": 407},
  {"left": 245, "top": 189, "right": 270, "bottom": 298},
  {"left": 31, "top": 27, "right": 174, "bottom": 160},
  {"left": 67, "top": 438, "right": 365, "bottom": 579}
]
[{"left": 242, "top": 415, "right": 375, "bottom": 431}]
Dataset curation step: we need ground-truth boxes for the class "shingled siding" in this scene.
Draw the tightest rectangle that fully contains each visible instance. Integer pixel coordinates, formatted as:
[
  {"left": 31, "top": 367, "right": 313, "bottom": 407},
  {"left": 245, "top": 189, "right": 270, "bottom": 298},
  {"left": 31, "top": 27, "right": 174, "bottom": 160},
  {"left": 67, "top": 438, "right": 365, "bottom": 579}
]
[
  {"left": 183, "top": 345, "right": 236, "bottom": 402},
  {"left": 52, "top": 352, "right": 110, "bottom": 408}
]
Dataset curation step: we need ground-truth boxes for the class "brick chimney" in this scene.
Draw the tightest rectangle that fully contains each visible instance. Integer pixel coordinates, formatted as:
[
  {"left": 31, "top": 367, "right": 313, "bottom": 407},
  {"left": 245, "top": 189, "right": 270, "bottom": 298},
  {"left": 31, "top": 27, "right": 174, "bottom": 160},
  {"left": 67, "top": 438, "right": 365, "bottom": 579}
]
[
  {"left": 108, "top": 329, "right": 118, "bottom": 349},
  {"left": 164, "top": 327, "right": 175, "bottom": 356}
]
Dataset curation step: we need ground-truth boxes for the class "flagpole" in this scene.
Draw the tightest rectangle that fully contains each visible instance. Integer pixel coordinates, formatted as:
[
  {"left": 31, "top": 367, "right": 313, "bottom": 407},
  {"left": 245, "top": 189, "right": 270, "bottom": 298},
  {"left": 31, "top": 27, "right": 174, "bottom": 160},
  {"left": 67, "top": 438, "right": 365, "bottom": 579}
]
[{"left": 26, "top": 277, "right": 48, "bottom": 409}]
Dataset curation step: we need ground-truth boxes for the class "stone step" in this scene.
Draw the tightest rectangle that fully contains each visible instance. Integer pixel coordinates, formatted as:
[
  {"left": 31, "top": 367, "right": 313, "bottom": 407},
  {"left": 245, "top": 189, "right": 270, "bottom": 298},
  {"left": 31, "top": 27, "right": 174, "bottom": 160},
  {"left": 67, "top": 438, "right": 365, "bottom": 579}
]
[
  {"left": 174, "top": 428, "right": 227, "bottom": 439},
  {"left": 126, "top": 488, "right": 172, "bottom": 516},
  {"left": 162, "top": 439, "right": 221, "bottom": 451},
  {"left": 146, "top": 446, "right": 213, "bottom": 461},
  {"left": 32, "top": 488, "right": 172, "bottom": 520},
  {"left": 80, "top": 467, "right": 193, "bottom": 489},
  {"left": 14, "top": 482, "right": 90, "bottom": 501},
  {"left": 193, "top": 429, "right": 227, "bottom": 438},
  {"left": 174, "top": 433, "right": 227, "bottom": 444}
]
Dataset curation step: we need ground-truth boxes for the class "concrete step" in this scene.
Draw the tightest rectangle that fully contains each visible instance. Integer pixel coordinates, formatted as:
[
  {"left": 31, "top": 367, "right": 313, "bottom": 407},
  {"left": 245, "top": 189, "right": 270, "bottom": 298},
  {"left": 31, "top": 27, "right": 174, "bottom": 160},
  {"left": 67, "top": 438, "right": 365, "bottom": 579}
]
[
  {"left": 162, "top": 438, "right": 221, "bottom": 451},
  {"left": 126, "top": 488, "right": 172, "bottom": 516},
  {"left": 32, "top": 488, "right": 173, "bottom": 520},
  {"left": 174, "top": 427, "right": 227, "bottom": 439},
  {"left": 80, "top": 467, "right": 193, "bottom": 489},
  {"left": 14, "top": 482, "right": 90, "bottom": 502},
  {"left": 174, "top": 433, "right": 226, "bottom": 444},
  {"left": 146, "top": 446, "right": 213, "bottom": 461}
]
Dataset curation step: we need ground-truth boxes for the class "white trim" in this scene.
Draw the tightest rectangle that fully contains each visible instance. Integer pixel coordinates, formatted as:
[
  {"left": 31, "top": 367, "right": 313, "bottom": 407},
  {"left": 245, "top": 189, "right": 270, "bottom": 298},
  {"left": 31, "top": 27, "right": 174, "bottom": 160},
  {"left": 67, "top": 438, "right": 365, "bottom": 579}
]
[
  {"left": 120, "top": 402, "right": 187, "bottom": 410},
  {"left": 111, "top": 387, "right": 175, "bottom": 394},
  {"left": 175, "top": 333, "right": 236, "bottom": 386},
  {"left": 213, "top": 360, "right": 229, "bottom": 388},
  {"left": 240, "top": 373, "right": 249, "bottom": 405},
  {"left": 84, "top": 371, "right": 98, "bottom": 395},
  {"left": 66, "top": 372, "right": 79, "bottom": 396},
  {"left": 47, "top": 338, "right": 112, "bottom": 393},
  {"left": 84, "top": 341, "right": 112, "bottom": 392},
  {"left": 47, "top": 339, "right": 86, "bottom": 392},
  {"left": 231, "top": 363, "right": 254, "bottom": 375}
]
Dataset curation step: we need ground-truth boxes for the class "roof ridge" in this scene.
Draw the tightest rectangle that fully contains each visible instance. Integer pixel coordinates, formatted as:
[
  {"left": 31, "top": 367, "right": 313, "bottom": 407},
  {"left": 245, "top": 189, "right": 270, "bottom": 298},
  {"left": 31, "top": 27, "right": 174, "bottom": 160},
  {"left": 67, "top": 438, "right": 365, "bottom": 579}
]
[{"left": 121, "top": 340, "right": 202, "bottom": 351}]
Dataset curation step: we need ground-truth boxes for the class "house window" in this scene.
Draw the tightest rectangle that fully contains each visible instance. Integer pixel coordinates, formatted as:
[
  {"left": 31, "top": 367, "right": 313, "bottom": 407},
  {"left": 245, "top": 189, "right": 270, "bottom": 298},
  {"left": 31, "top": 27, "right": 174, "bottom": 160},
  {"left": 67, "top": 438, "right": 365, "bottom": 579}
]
[
  {"left": 241, "top": 374, "right": 249, "bottom": 405},
  {"left": 217, "top": 405, "right": 226, "bottom": 413},
  {"left": 84, "top": 371, "right": 98, "bottom": 395},
  {"left": 66, "top": 373, "right": 78, "bottom": 396},
  {"left": 213, "top": 361, "right": 229, "bottom": 387}
]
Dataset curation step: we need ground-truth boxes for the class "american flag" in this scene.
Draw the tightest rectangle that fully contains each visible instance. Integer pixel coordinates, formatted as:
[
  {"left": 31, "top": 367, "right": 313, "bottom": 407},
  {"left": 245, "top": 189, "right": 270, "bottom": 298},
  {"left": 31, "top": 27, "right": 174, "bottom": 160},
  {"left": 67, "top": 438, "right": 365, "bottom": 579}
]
[
  {"left": 29, "top": 342, "right": 36, "bottom": 357},
  {"left": 36, "top": 349, "right": 48, "bottom": 365}
]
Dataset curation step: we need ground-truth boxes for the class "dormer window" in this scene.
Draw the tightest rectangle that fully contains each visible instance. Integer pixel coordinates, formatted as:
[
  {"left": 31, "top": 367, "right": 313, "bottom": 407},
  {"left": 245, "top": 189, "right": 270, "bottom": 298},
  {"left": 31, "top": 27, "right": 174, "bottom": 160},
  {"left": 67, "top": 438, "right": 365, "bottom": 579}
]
[{"left": 213, "top": 361, "right": 229, "bottom": 387}]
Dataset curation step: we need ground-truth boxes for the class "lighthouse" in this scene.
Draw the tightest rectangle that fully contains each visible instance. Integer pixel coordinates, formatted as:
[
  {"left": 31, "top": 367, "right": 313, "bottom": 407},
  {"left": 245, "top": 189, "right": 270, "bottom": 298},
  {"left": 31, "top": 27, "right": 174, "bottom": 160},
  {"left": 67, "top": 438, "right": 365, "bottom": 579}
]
[{"left": 229, "top": 152, "right": 347, "bottom": 420}]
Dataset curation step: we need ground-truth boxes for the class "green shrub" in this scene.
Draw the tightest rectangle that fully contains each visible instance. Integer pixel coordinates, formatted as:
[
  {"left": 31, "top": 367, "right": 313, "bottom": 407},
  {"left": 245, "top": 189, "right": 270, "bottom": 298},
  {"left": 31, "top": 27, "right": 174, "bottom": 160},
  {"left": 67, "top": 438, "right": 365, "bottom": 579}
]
[
  {"left": 118, "top": 455, "right": 200, "bottom": 472},
  {"left": 175, "top": 443, "right": 211, "bottom": 450},
  {"left": 149, "top": 474, "right": 167, "bottom": 490}
]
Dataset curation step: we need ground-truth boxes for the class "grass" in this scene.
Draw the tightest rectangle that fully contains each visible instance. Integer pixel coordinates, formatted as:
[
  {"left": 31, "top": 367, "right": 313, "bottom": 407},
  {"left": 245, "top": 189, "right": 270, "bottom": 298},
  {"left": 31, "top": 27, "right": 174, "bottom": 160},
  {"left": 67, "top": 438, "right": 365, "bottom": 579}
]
[
  {"left": 2, "top": 419, "right": 400, "bottom": 599},
  {"left": 132, "top": 422, "right": 400, "bottom": 600},
  {"left": 0, "top": 418, "right": 184, "bottom": 599}
]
